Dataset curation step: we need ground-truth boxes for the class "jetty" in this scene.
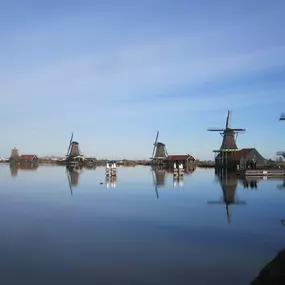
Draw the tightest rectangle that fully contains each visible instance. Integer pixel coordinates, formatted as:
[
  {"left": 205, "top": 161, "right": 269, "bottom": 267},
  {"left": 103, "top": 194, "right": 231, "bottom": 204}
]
[{"left": 237, "top": 169, "right": 285, "bottom": 178}]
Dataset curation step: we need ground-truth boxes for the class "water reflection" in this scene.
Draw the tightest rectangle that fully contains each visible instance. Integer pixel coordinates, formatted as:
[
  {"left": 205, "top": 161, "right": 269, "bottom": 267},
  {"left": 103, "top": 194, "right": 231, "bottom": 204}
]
[
  {"left": 151, "top": 166, "right": 196, "bottom": 197},
  {"left": 151, "top": 166, "right": 167, "bottom": 198},
  {"left": 243, "top": 178, "right": 258, "bottom": 189},
  {"left": 277, "top": 180, "right": 285, "bottom": 190},
  {"left": 208, "top": 170, "right": 246, "bottom": 223},
  {"left": 106, "top": 176, "right": 117, "bottom": 188},
  {"left": 10, "top": 163, "right": 38, "bottom": 177},
  {"left": 66, "top": 166, "right": 84, "bottom": 195}
]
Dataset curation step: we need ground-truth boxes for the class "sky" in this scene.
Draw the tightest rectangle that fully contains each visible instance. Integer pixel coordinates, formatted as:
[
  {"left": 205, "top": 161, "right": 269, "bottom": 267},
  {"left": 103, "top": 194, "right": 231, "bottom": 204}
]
[{"left": 0, "top": 0, "right": 285, "bottom": 160}]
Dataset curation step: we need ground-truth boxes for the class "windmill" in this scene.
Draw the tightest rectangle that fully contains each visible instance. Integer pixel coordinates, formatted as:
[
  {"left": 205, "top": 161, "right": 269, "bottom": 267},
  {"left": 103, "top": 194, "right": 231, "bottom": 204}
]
[
  {"left": 207, "top": 110, "right": 246, "bottom": 168},
  {"left": 208, "top": 170, "right": 245, "bottom": 223},
  {"left": 150, "top": 131, "right": 168, "bottom": 165},
  {"left": 9, "top": 147, "right": 19, "bottom": 165},
  {"left": 66, "top": 133, "right": 84, "bottom": 164},
  {"left": 277, "top": 113, "right": 285, "bottom": 158}
]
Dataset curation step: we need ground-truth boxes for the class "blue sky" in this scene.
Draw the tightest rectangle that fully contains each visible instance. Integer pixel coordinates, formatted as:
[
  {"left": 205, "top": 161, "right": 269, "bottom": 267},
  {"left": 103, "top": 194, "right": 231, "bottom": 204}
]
[{"left": 1, "top": 0, "right": 285, "bottom": 160}]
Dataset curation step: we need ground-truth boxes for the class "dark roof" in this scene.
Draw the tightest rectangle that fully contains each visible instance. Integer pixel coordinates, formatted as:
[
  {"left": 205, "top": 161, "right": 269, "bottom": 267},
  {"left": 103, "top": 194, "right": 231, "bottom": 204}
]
[
  {"left": 230, "top": 148, "right": 254, "bottom": 161},
  {"left": 165, "top": 154, "right": 195, "bottom": 161},
  {"left": 18, "top": 155, "right": 38, "bottom": 160}
]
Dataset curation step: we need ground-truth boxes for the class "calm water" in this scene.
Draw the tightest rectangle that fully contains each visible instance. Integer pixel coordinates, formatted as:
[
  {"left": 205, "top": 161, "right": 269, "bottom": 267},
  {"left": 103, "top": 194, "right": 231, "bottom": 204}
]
[{"left": 0, "top": 165, "right": 284, "bottom": 285}]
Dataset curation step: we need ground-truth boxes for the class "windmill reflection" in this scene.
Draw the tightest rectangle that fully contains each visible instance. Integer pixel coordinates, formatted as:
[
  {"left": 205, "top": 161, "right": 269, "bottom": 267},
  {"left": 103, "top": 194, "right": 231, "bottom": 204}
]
[
  {"left": 66, "top": 166, "right": 84, "bottom": 195},
  {"left": 277, "top": 180, "right": 285, "bottom": 190},
  {"left": 151, "top": 165, "right": 167, "bottom": 198},
  {"left": 208, "top": 170, "right": 246, "bottom": 223},
  {"left": 10, "top": 163, "right": 38, "bottom": 177}
]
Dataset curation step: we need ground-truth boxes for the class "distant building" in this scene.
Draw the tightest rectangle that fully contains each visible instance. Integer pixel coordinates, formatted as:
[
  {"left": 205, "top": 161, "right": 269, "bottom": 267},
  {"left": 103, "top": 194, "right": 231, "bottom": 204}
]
[
  {"left": 227, "top": 148, "right": 266, "bottom": 169},
  {"left": 165, "top": 154, "right": 195, "bottom": 167}
]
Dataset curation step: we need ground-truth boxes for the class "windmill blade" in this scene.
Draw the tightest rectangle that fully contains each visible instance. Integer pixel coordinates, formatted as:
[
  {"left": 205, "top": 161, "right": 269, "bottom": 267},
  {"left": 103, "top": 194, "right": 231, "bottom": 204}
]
[
  {"left": 66, "top": 143, "right": 72, "bottom": 156},
  {"left": 151, "top": 144, "right": 156, "bottom": 159},
  {"left": 151, "top": 131, "right": 159, "bottom": 159},
  {"left": 154, "top": 131, "right": 159, "bottom": 145},
  {"left": 231, "top": 128, "right": 246, "bottom": 132},
  {"left": 207, "top": 128, "right": 226, "bottom": 131},
  {"left": 152, "top": 169, "right": 159, "bottom": 199},
  {"left": 66, "top": 168, "right": 73, "bottom": 196},
  {"left": 66, "top": 132, "right": 73, "bottom": 156},
  {"left": 225, "top": 110, "right": 230, "bottom": 129}
]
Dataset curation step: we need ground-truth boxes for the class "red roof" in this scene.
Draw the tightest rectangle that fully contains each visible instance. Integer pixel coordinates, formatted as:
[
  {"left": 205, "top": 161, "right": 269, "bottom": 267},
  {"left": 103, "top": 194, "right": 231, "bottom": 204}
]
[
  {"left": 18, "top": 155, "right": 38, "bottom": 160},
  {"left": 165, "top": 154, "right": 195, "bottom": 161},
  {"left": 230, "top": 148, "right": 254, "bottom": 161}
]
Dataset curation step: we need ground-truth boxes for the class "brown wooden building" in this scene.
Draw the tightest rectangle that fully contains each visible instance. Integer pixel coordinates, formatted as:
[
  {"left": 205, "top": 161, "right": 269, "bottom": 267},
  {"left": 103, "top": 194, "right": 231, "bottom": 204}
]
[
  {"left": 18, "top": 155, "right": 38, "bottom": 163},
  {"left": 164, "top": 154, "right": 195, "bottom": 168},
  {"left": 227, "top": 148, "right": 266, "bottom": 170}
]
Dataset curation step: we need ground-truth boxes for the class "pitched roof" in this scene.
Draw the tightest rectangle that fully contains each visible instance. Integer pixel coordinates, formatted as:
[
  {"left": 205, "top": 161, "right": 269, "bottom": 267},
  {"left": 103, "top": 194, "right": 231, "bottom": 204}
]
[
  {"left": 18, "top": 155, "right": 38, "bottom": 160},
  {"left": 165, "top": 154, "right": 195, "bottom": 161},
  {"left": 230, "top": 148, "right": 254, "bottom": 161}
]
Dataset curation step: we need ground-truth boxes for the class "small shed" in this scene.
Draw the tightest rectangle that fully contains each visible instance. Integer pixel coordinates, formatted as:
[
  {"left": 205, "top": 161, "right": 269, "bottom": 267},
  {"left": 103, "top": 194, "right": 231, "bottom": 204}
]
[{"left": 165, "top": 154, "right": 195, "bottom": 168}]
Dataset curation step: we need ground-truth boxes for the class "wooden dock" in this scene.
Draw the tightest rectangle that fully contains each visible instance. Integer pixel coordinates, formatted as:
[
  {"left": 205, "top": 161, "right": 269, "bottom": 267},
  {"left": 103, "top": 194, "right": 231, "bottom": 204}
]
[{"left": 237, "top": 169, "right": 285, "bottom": 177}]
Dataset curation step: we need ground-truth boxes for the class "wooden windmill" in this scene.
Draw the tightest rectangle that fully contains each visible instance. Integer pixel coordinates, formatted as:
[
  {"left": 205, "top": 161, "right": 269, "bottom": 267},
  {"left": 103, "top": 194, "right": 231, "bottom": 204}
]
[
  {"left": 277, "top": 113, "right": 285, "bottom": 158},
  {"left": 208, "top": 170, "right": 245, "bottom": 223},
  {"left": 150, "top": 131, "right": 168, "bottom": 165},
  {"left": 9, "top": 147, "right": 19, "bottom": 165},
  {"left": 207, "top": 110, "right": 246, "bottom": 168},
  {"left": 66, "top": 133, "right": 84, "bottom": 164}
]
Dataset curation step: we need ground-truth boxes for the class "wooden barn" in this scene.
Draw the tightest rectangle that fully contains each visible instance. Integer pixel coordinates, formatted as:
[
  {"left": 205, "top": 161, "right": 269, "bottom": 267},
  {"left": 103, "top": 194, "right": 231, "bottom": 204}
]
[
  {"left": 227, "top": 148, "right": 266, "bottom": 170},
  {"left": 164, "top": 154, "right": 195, "bottom": 168},
  {"left": 18, "top": 155, "right": 38, "bottom": 164}
]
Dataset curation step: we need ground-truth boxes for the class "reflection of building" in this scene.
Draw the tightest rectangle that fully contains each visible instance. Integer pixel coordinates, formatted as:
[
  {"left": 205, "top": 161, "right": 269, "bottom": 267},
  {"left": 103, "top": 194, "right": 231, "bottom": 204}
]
[
  {"left": 151, "top": 166, "right": 167, "bottom": 198},
  {"left": 173, "top": 177, "right": 184, "bottom": 188},
  {"left": 10, "top": 166, "right": 18, "bottom": 177},
  {"left": 106, "top": 177, "right": 117, "bottom": 188},
  {"left": 165, "top": 166, "right": 196, "bottom": 175},
  {"left": 243, "top": 178, "right": 258, "bottom": 189},
  {"left": 277, "top": 180, "right": 285, "bottom": 189},
  {"left": 10, "top": 163, "right": 38, "bottom": 177},
  {"left": 208, "top": 170, "right": 245, "bottom": 223},
  {"left": 154, "top": 168, "right": 166, "bottom": 186},
  {"left": 66, "top": 166, "right": 83, "bottom": 195}
]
